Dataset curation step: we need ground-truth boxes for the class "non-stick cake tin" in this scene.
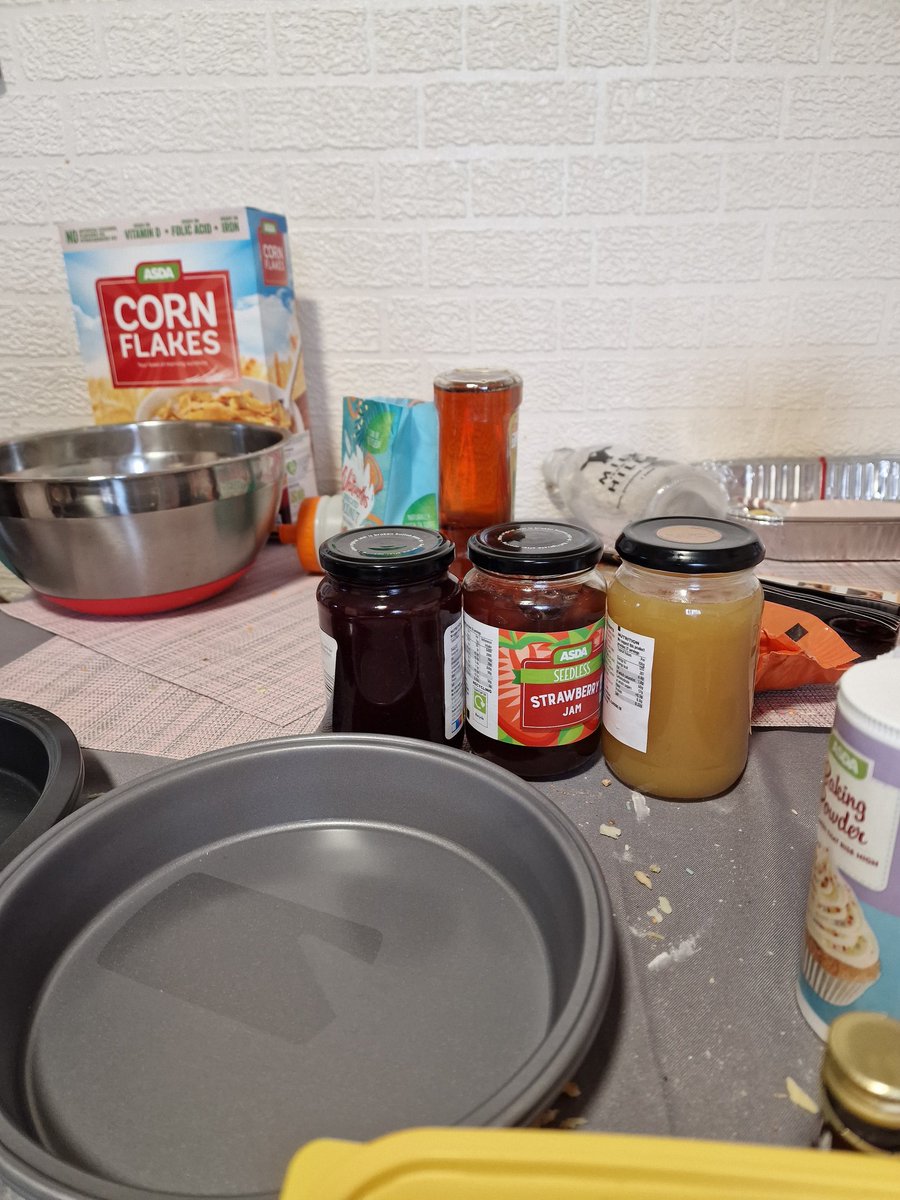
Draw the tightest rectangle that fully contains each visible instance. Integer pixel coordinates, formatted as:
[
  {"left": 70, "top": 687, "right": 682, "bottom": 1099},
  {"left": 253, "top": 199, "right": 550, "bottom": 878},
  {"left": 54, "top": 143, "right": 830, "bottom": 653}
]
[
  {"left": 0, "top": 733, "right": 614, "bottom": 1200},
  {"left": 0, "top": 698, "right": 83, "bottom": 872}
]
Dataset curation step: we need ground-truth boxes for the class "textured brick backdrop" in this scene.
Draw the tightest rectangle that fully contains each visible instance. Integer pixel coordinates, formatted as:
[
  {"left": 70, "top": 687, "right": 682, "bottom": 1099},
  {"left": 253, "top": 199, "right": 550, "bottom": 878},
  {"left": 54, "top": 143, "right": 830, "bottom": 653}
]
[{"left": 1, "top": 0, "right": 899, "bottom": 513}]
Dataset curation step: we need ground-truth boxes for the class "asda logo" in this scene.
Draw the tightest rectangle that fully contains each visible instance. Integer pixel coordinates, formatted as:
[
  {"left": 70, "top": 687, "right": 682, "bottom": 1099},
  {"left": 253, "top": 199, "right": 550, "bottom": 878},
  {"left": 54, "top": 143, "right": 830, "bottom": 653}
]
[
  {"left": 829, "top": 733, "right": 868, "bottom": 781},
  {"left": 136, "top": 261, "right": 181, "bottom": 283},
  {"left": 554, "top": 643, "right": 590, "bottom": 664}
]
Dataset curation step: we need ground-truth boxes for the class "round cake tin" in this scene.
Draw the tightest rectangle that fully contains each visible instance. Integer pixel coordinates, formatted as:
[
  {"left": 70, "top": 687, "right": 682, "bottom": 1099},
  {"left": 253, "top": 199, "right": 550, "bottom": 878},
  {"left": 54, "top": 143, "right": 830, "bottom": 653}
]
[{"left": 0, "top": 733, "right": 614, "bottom": 1200}]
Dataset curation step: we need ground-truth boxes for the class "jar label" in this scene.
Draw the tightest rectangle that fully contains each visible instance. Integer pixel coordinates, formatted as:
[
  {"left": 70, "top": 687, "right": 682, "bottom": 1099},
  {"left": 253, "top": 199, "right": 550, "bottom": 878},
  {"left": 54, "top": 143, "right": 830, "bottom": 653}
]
[
  {"left": 463, "top": 613, "right": 604, "bottom": 746},
  {"left": 319, "top": 629, "right": 338, "bottom": 714},
  {"left": 601, "top": 616, "right": 655, "bottom": 753},
  {"left": 573, "top": 448, "right": 665, "bottom": 513},
  {"left": 444, "top": 615, "right": 464, "bottom": 741},
  {"left": 797, "top": 712, "right": 900, "bottom": 1039}
]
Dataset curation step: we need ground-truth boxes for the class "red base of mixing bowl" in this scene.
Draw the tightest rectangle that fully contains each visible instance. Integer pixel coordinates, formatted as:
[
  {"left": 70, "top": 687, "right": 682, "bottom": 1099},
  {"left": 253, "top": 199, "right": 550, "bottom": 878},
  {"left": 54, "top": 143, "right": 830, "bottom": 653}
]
[{"left": 36, "top": 565, "right": 251, "bottom": 616}]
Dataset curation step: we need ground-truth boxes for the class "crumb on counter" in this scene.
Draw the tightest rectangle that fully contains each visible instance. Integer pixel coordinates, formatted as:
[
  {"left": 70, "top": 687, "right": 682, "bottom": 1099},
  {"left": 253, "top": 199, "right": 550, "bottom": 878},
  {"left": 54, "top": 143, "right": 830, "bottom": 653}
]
[{"left": 785, "top": 1076, "right": 819, "bottom": 1115}]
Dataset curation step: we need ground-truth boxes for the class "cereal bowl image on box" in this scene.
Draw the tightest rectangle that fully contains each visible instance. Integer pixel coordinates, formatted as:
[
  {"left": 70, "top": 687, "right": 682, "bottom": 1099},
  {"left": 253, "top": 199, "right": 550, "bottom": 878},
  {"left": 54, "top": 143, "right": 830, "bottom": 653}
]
[{"left": 136, "top": 377, "right": 294, "bottom": 430}]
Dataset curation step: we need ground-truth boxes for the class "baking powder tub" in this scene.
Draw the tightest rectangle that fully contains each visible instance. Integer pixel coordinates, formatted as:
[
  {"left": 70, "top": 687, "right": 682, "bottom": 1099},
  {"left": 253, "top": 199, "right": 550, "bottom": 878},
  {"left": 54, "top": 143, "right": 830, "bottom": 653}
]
[{"left": 798, "top": 651, "right": 900, "bottom": 1038}]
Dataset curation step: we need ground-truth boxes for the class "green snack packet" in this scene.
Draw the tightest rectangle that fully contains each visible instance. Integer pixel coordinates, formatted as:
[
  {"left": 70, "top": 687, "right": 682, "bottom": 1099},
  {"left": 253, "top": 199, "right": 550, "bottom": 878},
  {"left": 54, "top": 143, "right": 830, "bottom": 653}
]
[{"left": 341, "top": 397, "right": 439, "bottom": 530}]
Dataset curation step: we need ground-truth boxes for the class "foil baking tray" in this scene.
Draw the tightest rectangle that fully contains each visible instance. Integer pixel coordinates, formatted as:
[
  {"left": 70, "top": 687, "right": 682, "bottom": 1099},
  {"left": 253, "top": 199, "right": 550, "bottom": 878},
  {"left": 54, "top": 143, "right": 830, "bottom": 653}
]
[{"left": 702, "top": 456, "right": 900, "bottom": 561}]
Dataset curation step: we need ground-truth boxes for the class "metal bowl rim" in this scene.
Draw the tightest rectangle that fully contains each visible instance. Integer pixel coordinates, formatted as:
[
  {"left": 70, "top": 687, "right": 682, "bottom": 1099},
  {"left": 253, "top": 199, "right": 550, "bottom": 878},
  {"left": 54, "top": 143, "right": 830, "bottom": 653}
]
[{"left": 0, "top": 422, "right": 290, "bottom": 486}]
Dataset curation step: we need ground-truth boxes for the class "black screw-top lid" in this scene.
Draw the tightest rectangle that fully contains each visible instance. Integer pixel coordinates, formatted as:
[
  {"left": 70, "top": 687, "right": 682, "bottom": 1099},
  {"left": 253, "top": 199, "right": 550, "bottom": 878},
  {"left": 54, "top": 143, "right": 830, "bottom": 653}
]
[
  {"left": 467, "top": 521, "right": 603, "bottom": 576},
  {"left": 319, "top": 526, "right": 455, "bottom": 584},
  {"left": 615, "top": 517, "right": 765, "bottom": 574}
]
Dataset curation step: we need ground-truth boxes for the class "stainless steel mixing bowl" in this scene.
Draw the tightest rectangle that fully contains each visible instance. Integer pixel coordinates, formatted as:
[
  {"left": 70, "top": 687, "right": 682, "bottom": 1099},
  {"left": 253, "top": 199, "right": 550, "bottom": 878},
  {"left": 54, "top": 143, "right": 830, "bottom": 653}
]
[{"left": 0, "top": 422, "right": 288, "bottom": 614}]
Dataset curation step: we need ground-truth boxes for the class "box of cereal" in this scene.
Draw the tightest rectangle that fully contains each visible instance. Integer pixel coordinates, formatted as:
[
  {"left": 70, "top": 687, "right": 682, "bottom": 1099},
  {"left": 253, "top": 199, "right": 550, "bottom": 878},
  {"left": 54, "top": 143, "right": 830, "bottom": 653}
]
[{"left": 58, "top": 208, "right": 316, "bottom": 522}]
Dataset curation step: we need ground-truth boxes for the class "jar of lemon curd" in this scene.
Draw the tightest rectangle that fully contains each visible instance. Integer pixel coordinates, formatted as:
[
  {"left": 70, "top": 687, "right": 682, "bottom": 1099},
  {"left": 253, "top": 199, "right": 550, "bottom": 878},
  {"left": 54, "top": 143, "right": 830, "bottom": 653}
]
[{"left": 601, "top": 518, "right": 765, "bottom": 800}]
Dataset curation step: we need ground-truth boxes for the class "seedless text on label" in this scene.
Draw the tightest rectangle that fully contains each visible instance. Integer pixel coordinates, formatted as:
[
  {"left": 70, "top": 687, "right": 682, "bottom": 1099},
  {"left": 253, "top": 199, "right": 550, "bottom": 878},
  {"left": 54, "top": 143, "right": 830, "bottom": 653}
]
[
  {"left": 602, "top": 617, "right": 654, "bottom": 753},
  {"left": 464, "top": 613, "right": 604, "bottom": 747}
]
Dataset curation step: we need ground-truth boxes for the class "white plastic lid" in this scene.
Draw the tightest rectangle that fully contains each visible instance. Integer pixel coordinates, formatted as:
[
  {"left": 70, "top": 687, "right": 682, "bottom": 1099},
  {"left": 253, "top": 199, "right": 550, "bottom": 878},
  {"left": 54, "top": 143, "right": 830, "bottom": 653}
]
[{"left": 837, "top": 650, "right": 900, "bottom": 748}]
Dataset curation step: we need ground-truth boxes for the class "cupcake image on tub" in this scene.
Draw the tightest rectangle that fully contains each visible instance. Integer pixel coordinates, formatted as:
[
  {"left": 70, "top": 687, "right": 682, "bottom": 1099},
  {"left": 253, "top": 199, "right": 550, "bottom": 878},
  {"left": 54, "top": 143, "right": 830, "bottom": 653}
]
[{"left": 803, "top": 845, "right": 881, "bottom": 1006}]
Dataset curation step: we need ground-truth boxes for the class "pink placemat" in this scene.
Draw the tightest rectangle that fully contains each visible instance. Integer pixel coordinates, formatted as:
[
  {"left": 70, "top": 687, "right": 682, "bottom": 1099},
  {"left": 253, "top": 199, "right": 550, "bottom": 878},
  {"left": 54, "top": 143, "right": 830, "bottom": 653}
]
[
  {"left": 3, "top": 544, "right": 325, "bottom": 727},
  {"left": 751, "top": 685, "right": 836, "bottom": 729},
  {"left": 0, "top": 639, "right": 324, "bottom": 758}
]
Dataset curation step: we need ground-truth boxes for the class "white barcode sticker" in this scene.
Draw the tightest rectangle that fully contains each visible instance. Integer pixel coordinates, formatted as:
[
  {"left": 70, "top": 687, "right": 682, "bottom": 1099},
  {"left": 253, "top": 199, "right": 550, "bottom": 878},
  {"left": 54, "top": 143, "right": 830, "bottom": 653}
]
[
  {"left": 602, "top": 616, "right": 654, "bottom": 753},
  {"left": 319, "top": 628, "right": 337, "bottom": 709},
  {"left": 444, "top": 615, "right": 464, "bottom": 740}
]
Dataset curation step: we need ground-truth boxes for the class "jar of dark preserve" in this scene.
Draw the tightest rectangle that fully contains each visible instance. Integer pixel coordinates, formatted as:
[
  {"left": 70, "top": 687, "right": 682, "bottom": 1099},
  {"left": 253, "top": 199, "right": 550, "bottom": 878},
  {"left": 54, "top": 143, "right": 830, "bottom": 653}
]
[
  {"left": 317, "top": 526, "right": 464, "bottom": 747},
  {"left": 463, "top": 521, "right": 606, "bottom": 779}
]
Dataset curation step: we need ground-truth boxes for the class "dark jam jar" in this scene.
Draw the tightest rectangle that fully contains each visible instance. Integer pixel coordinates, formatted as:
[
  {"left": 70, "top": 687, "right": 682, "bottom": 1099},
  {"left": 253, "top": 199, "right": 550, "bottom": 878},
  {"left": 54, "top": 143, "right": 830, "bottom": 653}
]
[
  {"left": 317, "top": 526, "right": 464, "bottom": 747},
  {"left": 462, "top": 521, "right": 605, "bottom": 779}
]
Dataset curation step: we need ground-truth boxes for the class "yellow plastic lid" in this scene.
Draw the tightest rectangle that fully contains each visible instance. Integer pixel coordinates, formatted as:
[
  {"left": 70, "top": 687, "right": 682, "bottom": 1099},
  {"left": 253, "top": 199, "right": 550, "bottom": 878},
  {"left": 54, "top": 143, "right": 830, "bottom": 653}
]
[{"left": 282, "top": 1128, "right": 900, "bottom": 1200}]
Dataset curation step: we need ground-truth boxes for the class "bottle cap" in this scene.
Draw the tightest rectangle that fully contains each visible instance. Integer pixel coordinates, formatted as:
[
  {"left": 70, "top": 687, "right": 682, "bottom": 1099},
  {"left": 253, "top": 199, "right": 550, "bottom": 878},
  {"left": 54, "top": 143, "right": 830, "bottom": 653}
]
[
  {"left": 836, "top": 652, "right": 900, "bottom": 752},
  {"left": 615, "top": 517, "right": 765, "bottom": 574},
  {"left": 822, "top": 1012, "right": 900, "bottom": 1130},
  {"left": 467, "top": 521, "right": 602, "bottom": 576},
  {"left": 280, "top": 495, "right": 344, "bottom": 574},
  {"left": 295, "top": 497, "right": 327, "bottom": 573},
  {"left": 319, "top": 526, "right": 454, "bottom": 585},
  {"left": 433, "top": 368, "right": 522, "bottom": 393}
]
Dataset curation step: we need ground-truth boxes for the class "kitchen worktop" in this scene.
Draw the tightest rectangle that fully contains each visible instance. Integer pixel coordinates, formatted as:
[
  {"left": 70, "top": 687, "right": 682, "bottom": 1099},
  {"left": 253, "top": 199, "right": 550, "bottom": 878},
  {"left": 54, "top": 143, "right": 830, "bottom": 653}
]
[{"left": 0, "top": 603, "right": 829, "bottom": 1149}]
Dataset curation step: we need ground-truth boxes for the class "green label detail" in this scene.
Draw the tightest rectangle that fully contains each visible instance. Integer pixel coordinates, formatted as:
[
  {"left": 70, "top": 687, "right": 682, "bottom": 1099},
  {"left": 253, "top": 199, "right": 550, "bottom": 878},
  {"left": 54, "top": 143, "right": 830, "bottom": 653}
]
[
  {"left": 136, "top": 261, "right": 181, "bottom": 283},
  {"left": 402, "top": 494, "right": 438, "bottom": 529},
  {"left": 513, "top": 653, "right": 602, "bottom": 685},
  {"left": 829, "top": 732, "right": 868, "bottom": 781}
]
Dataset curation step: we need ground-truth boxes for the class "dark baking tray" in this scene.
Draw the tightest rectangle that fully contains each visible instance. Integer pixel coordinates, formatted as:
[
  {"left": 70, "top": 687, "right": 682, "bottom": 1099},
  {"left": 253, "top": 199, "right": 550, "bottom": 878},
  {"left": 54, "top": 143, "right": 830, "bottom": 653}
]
[
  {"left": 0, "top": 698, "right": 83, "bottom": 872},
  {"left": 0, "top": 733, "right": 614, "bottom": 1200}
]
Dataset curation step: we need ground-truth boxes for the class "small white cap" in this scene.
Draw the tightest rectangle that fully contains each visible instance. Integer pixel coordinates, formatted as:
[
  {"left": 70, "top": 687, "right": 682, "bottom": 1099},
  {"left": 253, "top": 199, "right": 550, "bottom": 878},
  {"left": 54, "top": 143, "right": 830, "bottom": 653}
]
[{"left": 837, "top": 649, "right": 900, "bottom": 748}]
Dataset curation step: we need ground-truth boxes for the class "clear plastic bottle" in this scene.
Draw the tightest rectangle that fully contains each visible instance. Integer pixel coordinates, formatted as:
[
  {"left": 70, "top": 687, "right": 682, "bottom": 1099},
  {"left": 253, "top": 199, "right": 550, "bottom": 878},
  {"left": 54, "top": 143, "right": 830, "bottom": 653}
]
[{"left": 544, "top": 446, "right": 730, "bottom": 548}]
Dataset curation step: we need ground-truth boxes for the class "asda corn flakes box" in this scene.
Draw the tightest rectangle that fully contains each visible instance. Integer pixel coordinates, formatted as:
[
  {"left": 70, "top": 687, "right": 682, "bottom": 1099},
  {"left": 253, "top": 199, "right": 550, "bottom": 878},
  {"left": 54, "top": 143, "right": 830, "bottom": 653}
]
[{"left": 58, "top": 208, "right": 316, "bottom": 521}]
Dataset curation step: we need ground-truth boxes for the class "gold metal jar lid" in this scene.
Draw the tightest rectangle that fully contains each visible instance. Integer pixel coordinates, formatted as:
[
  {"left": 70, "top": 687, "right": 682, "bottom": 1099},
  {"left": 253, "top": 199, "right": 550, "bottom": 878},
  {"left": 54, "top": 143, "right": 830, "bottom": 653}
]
[{"left": 822, "top": 1012, "right": 900, "bottom": 1130}]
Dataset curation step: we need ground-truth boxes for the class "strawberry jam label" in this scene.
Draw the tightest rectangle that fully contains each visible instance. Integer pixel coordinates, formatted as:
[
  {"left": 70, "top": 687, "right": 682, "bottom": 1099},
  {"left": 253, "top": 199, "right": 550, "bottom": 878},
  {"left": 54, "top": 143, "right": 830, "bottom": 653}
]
[{"left": 464, "top": 615, "right": 605, "bottom": 746}]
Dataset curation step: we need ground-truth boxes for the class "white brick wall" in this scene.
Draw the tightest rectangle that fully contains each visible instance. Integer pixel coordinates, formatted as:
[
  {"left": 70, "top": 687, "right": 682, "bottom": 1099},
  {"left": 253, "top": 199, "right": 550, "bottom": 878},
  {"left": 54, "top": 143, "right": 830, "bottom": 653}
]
[{"left": 1, "top": 0, "right": 899, "bottom": 519}]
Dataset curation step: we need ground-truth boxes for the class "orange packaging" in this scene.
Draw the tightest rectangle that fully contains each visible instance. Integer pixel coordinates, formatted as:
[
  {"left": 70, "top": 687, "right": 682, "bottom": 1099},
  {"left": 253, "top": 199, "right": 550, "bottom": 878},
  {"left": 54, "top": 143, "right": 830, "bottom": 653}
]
[{"left": 755, "top": 601, "right": 860, "bottom": 692}]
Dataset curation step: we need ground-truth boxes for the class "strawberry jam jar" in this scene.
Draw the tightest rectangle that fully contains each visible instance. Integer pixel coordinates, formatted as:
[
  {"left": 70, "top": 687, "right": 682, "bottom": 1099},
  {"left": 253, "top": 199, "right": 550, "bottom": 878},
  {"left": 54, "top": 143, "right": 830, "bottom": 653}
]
[{"left": 462, "top": 521, "right": 606, "bottom": 779}]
